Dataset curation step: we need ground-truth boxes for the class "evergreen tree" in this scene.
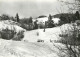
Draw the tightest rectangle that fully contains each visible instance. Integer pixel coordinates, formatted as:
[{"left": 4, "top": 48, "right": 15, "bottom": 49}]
[
  {"left": 75, "top": 11, "right": 79, "bottom": 20},
  {"left": 48, "top": 14, "right": 52, "bottom": 20},
  {"left": 29, "top": 17, "right": 33, "bottom": 23},
  {"left": 34, "top": 20, "right": 38, "bottom": 29},
  {"left": 47, "top": 14, "right": 54, "bottom": 28},
  {"left": 15, "top": 13, "right": 19, "bottom": 22}
]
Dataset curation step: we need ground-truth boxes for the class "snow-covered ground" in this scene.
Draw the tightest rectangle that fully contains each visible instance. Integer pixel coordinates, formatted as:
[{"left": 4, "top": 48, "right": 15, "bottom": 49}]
[
  {"left": 0, "top": 21, "right": 78, "bottom": 57},
  {"left": 23, "top": 23, "right": 76, "bottom": 42},
  {"left": 0, "top": 39, "right": 66, "bottom": 57},
  {"left": 0, "top": 20, "right": 26, "bottom": 33},
  {"left": 23, "top": 27, "right": 61, "bottom": 42}
]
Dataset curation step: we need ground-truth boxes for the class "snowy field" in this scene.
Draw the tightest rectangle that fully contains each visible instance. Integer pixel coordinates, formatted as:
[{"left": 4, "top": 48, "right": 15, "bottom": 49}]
[
  {"left": 0, "top": 39, "right": 66, "bottom": 57},
  {"left": 23, "top": 27, "right": 61, "bottom": 42},
  {"left": 23, "top": 23, "right": 76, "bottom": 42},
  {"left": 0, "top": 20, "right": 77, "bottom": 57}
]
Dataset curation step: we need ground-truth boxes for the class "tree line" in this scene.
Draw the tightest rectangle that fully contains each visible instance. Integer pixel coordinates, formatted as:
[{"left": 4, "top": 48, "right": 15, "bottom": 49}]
[{"left": 0, "top": 11, "right": 80, "bottom": 30}]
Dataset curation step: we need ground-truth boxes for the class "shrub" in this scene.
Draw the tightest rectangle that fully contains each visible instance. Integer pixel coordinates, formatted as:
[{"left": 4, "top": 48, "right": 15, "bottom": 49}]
[
  {"left": 59, "top": 23, "right": 80, "bottom": 45},
  {"left": 12, "top": 31, "right": 24, "bottom": 41},
  {"left": 0, "top": 27, "right": 24, "bottom": 41},
  {"left": 37, "top": 39, "right": 44, "bottom": 42},
  {"left": 0, "top": 14, "right": 10, "bottom": 20},
  {"left": 0, "top": 28, "right": 16, "bottom": 40},
  {"left": 58, "top": 23, "right": 80, "bottom": 57},
  {"left": 20, "top": 23, "right": 34, "bottom": 30}
]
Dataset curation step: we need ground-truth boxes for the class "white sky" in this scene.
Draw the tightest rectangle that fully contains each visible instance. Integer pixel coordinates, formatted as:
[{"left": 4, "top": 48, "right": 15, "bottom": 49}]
[
  {"left": 0, "top": 0, "right": 57, "bottom": 2},
  {"left": 0, "top": 0, "right": 73, "bottom": 18}
]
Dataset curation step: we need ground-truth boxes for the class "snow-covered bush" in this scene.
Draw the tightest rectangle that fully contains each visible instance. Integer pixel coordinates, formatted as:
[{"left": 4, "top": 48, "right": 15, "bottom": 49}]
[
  {"left": 58, "top": 23, "right": 80, "bottom": 57},
  {"left": 59, "top": 23, "right": 80, "bottom": 45},
  {"left": 12, "top": 30, "right": 24, "bottom": 41}
]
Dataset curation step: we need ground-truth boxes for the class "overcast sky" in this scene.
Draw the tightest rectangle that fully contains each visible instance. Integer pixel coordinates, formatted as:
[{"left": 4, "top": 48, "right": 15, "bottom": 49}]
[{"left": 0, "top": 0, "right": 73, "bottom": 18}]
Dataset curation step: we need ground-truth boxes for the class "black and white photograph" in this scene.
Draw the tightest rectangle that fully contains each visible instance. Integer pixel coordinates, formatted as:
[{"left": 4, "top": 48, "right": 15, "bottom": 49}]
[{"left": 0, "top": 0, "right": 80, "bottom": 57}]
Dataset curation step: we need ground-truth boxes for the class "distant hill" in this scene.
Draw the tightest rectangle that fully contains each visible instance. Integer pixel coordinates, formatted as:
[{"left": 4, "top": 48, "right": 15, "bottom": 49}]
[
  {"left": 37, "top": 15, "right": 47, "bottom": 18},
  {"left": 52, "top": 13, "right": 74, "bottom": 18}
]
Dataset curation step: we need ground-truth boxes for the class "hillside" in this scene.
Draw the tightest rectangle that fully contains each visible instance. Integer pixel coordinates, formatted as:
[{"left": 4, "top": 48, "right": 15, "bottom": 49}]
[
  {"left": 23, "top": 23, "right": 76, "bottom": 42},
  {"left": 53, "top": 13, "right": 74, "bottom": 18},
  {"left": 0, "top": 21, "right": 79, "bottom": 57}
]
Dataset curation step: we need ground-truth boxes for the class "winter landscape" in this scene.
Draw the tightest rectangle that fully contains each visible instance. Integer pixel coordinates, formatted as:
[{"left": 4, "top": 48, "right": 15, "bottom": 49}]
[{"left": 0, "top": 0, "right": 80, "bottom": 57}]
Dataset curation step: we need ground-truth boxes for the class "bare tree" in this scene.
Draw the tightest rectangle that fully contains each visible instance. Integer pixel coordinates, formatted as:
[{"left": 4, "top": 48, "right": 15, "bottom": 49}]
[{"left": 58, "top": 0, "right": 80, "bottom": 13}]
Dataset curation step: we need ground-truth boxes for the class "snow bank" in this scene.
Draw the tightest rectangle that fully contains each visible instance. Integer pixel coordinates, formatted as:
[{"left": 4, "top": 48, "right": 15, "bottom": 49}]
[{"left": 0, "top": 20, "right": 26, "bottom": 33}]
